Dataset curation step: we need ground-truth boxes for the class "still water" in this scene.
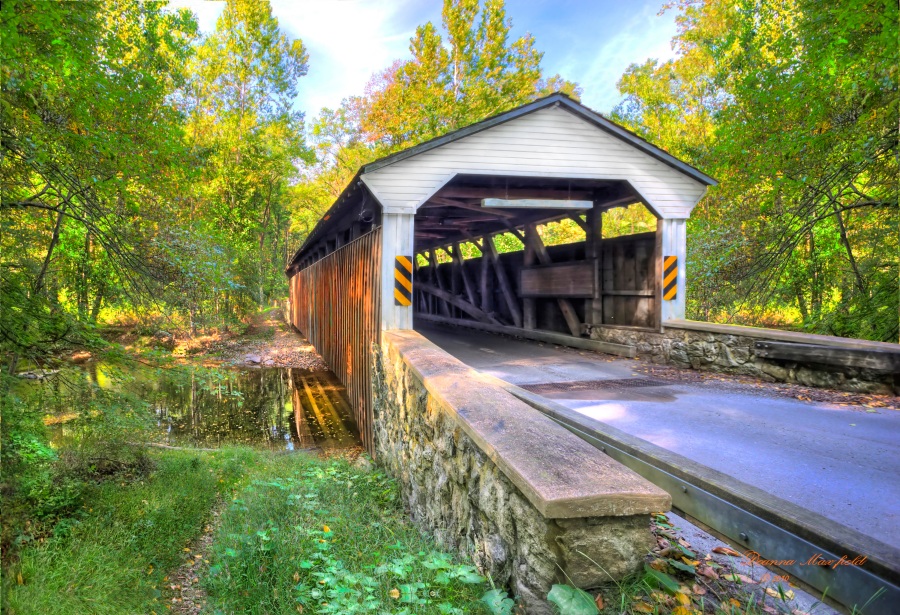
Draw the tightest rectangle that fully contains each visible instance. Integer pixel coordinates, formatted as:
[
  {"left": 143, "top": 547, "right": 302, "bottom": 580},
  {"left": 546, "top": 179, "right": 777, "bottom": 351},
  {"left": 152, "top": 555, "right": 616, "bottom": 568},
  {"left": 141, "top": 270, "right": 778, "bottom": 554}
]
[{"left": 46, "top": 365, "right": 360, "bottom": 451}]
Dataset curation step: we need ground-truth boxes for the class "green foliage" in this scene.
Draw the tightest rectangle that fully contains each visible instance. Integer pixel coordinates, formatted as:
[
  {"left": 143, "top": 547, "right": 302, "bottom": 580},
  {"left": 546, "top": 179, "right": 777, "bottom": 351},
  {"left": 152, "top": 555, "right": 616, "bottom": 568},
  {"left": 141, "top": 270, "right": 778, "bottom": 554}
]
[
  {"left": 547, "top": 584, "right": 600, "bottom": 615},
  {"left": 204, "top": 457, "right": 489, "bottom": 613},
  {"left": 359, "top": 0, "right": 580, "bottom": 152},
  {"left": 0, "top": 365, "right": 157, "bottom": 558},
  {"left": 612, "top": 0, "right": 899, "bottom": 340},
  {"left": 2, "top": 448, "right": 255, "bottom": 614},
  {"left": 1, "top": 0, "right": 199, "bottom": 365}
]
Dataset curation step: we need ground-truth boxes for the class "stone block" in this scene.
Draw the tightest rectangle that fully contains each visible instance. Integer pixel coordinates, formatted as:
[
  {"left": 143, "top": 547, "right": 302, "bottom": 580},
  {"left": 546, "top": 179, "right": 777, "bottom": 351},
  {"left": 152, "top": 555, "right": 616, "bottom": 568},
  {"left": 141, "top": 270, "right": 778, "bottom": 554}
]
[{"left": 372, "top": 332, "right": 670, "bottom": 613}]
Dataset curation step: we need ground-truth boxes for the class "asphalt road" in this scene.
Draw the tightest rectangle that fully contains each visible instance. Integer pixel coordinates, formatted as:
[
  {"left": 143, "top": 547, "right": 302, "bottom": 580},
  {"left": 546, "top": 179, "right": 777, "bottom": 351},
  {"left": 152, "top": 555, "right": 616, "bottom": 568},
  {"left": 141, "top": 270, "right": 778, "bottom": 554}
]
[{"left": 417, "top": 323, "right": 900, "bottom": 550}]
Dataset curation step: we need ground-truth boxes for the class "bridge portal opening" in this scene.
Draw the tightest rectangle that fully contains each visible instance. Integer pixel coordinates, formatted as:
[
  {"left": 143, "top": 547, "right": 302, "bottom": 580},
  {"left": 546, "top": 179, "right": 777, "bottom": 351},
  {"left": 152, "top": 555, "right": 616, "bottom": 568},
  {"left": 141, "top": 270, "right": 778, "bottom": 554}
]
[{"left": 412, "top": 174, "right": 662, "bottom": 337}]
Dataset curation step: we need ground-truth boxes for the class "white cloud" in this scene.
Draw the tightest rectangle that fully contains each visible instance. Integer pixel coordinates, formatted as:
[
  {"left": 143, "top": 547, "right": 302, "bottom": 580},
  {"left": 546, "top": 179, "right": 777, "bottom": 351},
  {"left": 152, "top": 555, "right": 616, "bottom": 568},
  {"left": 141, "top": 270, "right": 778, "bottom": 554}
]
[
  {"left": 567, "top": 4, "right": 679, "bottom": 113},
  {"left": 166, "top": 1, "right": 677, "bottom": 120},
  {"left": 271, "top": 0, "right": 431, "bottom": 118}
]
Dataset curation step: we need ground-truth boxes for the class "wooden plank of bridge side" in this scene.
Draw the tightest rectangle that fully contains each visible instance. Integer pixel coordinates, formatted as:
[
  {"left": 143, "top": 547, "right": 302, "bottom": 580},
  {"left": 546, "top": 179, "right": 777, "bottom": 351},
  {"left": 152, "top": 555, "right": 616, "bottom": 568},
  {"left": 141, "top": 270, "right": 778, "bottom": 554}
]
[
  {"left": 484, "top": 236, "right": 523, "bottom": 328},
  {"left": 427, "top": 250, "right": 452, "bottom": 317},
  {"left": 523, "top": 224, "right": 582, "bottom": 337},
  {"left": 633, "top": 239, "right": 652, "bottom": 327},
  {"left": 585, "top": 205, "right": 603, "bottom": 325},
  {"left": 613, "top": 244, "right": 627, "bottom": 326},
  {"left": 522, "top": 226, "right": 537, "bottom": 330},
  {"left": 479, "top": 242, "right": 493, "bottom": 314}
]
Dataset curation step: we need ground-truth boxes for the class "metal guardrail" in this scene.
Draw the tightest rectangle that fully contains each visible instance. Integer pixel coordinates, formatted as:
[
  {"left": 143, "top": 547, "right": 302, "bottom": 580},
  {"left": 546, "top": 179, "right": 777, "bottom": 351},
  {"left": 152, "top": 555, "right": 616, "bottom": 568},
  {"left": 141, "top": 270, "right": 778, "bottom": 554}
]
[{"left": 486, "top": 376, "right": 900, "bottom": 615}]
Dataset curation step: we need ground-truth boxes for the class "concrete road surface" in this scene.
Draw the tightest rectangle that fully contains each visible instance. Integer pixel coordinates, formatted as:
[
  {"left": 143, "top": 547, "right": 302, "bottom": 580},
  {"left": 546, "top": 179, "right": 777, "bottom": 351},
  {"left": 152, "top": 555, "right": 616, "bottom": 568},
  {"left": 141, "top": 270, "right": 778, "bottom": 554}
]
[{"left": 417, "top": 323, "right": 900, "bottom": 550}]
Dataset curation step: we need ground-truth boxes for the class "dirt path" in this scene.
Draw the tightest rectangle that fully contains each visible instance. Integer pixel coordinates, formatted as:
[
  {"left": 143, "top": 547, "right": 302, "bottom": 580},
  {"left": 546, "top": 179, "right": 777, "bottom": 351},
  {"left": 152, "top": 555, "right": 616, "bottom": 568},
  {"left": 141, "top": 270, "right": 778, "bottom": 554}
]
[{"left": 176, "top": 311, "right": 328, "bottom": 370}]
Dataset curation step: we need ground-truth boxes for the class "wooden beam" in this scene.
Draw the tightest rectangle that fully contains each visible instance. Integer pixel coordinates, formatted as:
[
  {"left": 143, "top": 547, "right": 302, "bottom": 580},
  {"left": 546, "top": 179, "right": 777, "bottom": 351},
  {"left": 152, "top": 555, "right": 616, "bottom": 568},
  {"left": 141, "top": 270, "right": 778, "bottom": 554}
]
[
  {"left": 449, "top": 243, "right": 478, "bottom": 306},
  {"left": 503, "top": 222, "right": 526, "bottom": 243},
  {"left": 585, "top": 204, "right": 603, "bottom": 325},
  {"left": 427, "top": 250, "right": 452, "bottom": 317},
  {"left": 479, "top": 240, "right": 492, "bottom": 313},
  {"left": 522, "top": 225, "right": 537, "bottom": 330},
  {"left": 416, "top": 282, "right": 502, "bottom": 325},
  {"left": 569, "top": 214, "right": 589, "bottom": 233},
  {"left": 440, "top": 187, "right": 594, "bottom": 200},
  {"left": 484, "top": 236, "right": 523, "bottom": 328},
  {"left": 423, "top": 197, "right": 517, "bottom": 219},
  {"left": 523, "top": 224, "right": 583, "bottom": 337},
  {"left": 598, "top": 194, "right": 641, "bottom": 210}
]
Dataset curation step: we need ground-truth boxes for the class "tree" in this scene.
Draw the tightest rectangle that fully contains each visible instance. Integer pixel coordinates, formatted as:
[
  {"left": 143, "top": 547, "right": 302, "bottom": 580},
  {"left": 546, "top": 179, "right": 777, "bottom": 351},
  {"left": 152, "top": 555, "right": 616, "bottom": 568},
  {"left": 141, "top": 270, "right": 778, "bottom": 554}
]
[
  {"left": 359, "top": 0, "right": 581, "bottom": 151},
  {"left": 1, "top": 0, "right": 198, "bottom": 370},
  {"left": 181, "top": 0, "right": 310, "bottom": 312},
  {"left": 612, "top": 0, "right": 898, "bottom": 340}
]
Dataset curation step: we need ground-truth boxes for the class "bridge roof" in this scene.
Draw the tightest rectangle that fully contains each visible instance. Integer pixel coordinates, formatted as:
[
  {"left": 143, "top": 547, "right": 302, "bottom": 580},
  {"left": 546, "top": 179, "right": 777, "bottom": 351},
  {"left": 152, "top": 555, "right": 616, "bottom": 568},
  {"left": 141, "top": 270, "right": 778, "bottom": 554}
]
[
  {"left": 288, "top": 92, "right": 715, "bottom": 274},
  {"left": 359, "top": 92, "right": 715, "bottom": 185}
]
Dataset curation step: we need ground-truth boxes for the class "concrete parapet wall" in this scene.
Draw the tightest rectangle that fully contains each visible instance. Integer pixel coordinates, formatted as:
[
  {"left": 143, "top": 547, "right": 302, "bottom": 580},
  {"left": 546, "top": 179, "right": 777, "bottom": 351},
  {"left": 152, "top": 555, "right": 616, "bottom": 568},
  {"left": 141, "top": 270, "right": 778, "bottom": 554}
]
[
  {"left": 372, "top": 330, "right": 670, "bottom": 613},
  {"left": 587, "top": 320, "right": 898, "bottom": 394}
]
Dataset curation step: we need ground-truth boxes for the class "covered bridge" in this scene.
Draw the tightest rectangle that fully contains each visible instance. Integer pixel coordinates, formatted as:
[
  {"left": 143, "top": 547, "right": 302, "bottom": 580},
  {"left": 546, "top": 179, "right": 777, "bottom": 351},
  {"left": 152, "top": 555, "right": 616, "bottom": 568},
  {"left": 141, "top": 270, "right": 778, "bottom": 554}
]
[{"left": 286, "top": 93, "right": 716, "bottom": 453}]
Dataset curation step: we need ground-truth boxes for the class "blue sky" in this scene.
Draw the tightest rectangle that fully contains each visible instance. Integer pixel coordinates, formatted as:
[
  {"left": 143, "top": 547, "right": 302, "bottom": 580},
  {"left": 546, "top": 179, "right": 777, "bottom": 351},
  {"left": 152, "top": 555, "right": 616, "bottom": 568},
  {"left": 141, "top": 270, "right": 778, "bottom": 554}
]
[{"left": 169, "top": 0, "right": 678, "bottom": 118}]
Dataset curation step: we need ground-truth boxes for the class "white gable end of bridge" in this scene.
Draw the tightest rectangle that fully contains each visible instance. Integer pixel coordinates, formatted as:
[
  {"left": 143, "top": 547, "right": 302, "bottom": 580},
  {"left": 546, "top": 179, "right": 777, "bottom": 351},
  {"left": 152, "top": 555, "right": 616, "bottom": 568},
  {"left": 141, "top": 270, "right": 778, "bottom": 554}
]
[
  {"left": 360, "top": 104, "right": 710, "bottom": 329},
  {"left": 359, "top": 105, "right": 708, "bottom": 219}
]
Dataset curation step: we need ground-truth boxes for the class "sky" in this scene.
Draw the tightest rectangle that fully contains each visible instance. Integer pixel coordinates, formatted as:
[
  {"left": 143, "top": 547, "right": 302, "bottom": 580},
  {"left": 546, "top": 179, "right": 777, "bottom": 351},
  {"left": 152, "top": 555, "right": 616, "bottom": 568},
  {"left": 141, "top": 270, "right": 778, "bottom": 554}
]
[{"left": 168, "top": 0, "right": 679, "bottom": 120}]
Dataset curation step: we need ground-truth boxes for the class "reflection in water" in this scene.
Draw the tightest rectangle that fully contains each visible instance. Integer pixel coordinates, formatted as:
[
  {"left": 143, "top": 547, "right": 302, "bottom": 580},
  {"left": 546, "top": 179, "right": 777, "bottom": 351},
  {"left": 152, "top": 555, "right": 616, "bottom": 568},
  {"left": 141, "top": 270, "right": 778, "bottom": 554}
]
[
  {"left": 154, "top": 368, "right": 360, "bottom": 450},
  {"left": 47, "top": 366, "right": 360, "bottom": 451}
]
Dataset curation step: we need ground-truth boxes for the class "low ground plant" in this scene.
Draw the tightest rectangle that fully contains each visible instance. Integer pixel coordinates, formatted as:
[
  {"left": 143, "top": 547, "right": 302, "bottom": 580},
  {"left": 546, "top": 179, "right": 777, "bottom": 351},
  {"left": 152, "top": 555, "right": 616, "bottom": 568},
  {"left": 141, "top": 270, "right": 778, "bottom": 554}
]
[
  {"left": 2, "top": 448, "right": 256, "bottom": 614},
  {"left": 205, "top": 455, "right": 490, "bottom": 614}
]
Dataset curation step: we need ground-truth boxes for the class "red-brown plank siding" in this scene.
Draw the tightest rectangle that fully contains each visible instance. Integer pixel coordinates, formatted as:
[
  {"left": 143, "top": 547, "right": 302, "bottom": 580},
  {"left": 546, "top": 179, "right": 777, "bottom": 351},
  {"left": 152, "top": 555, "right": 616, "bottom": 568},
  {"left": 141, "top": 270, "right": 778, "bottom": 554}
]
[{"left": 289, "top": 228, "right": 382, "bottom": 455}]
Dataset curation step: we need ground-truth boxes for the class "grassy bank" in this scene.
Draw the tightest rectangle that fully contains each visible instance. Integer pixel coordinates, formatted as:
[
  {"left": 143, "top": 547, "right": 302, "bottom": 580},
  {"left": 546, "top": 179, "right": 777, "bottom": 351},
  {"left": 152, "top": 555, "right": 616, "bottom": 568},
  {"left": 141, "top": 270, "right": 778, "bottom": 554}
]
[
  {"left": 2, "top": 448, "right": 255, "bottom": 614},
  {"left": 2, "top": 448, "right": 490, "bottom": 614},
  {"left": 204, "top": 453, "right": 489, "bottom": 614}
]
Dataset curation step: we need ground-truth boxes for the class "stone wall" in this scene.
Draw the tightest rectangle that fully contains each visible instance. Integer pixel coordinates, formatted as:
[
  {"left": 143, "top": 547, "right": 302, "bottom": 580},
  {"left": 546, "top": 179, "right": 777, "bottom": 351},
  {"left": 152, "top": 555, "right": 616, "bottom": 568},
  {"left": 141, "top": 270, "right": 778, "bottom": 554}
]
[
  {"left": 372, "top": 331, "right": 670, "bottom": 613},
  {"left": 587, "top": 323, "right": 896, "bottom": 394}
]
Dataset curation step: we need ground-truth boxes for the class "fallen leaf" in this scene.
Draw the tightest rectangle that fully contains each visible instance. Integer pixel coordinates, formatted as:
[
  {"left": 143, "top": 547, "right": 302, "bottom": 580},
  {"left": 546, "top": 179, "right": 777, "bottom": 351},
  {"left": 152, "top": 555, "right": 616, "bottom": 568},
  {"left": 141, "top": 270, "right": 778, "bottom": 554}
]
[
  {"left": 594, "top": 594, "right": 604, "bottom": 610},
  {"left": 712, "top": 546, "right": 742, "bottom": 557},
  {"left": 675, "top": 592, "right": 691, "bottom": 606},
  {"left": 16, "top": 573, "right": 23, "bottom": 585},
  {"left": 389, "top": 588, "right": 400, "bottom": 599},
  {"left": 672, "top": 607, "right": 693, "bottom": 615},
  {"left": 633, "top": 602, "right": 653, "bottom": 613},
  {"left": 682, "top": 558, "right": 700, "bottom": 567},
  {"left": 293, "top": 572, "right": 300, "bottom": 582},
  {"left": 697, "top": 565, "right": 719, "bottom": 580},
  {"left": 724, "top": 573, "right": 756, "bottom": 584},
  {"left": 678, "top": 538, "right": 693, "bottom": 549},
  {"left": 691, "top": 584, "right": 706, "bottom": 596},
  {"left": 763, "top": 606, "right": 778, "bottom": 614},
  {"left": 730, "top": 598, "right": 741, "bottom": 608},
  {"left": 766, "top": 587, "right": 796, "bottom": 600},
  {"left": 323, "top": 525, "right": 331, "bottom": 533},
  {"left": 650, "top": 558, "right": 669, "bottom": 572}
]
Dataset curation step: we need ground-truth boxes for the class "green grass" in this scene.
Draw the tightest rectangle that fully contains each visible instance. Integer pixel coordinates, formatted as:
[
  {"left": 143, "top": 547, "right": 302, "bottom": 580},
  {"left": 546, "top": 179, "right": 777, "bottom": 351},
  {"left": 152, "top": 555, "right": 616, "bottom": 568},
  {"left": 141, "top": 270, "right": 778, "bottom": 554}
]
[
  {"left": 204, "top": 455, "right": 490, "bottom": 614},
  {"left": 2, "top": 448, "right": 260, "bottom": 614},
  {"left": 2, "top": 449, "right": 490, "bottom": 615}
]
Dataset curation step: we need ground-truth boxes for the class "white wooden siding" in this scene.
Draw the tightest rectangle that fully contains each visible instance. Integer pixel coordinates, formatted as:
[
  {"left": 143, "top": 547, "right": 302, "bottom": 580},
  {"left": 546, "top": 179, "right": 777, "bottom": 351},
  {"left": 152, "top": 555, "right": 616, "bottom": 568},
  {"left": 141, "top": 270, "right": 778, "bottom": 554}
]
[{"left": 361, "top": 106, "right": 707, "bottom": 219}]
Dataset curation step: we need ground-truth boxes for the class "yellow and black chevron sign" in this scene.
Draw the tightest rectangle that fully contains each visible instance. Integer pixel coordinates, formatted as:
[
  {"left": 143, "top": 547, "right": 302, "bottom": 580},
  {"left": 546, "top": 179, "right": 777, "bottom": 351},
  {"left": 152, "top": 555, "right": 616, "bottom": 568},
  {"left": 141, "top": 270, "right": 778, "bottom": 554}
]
[
  {"left": 663, "top": 255, "right": 678, "bottom": 301},
  {"left": 394, "top": 255, "right": 413, "bottom": 306}
]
